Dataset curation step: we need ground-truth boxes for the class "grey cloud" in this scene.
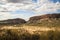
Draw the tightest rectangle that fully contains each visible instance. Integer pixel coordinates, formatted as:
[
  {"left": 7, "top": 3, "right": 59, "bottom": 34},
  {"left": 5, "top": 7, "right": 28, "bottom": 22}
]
[{"left": 7, "top": 0, "right": 32, "bottom": 3}]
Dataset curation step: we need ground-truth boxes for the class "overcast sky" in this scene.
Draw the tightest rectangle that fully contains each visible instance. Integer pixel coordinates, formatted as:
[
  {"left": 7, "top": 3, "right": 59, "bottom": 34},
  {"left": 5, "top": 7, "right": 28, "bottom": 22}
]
[{"left": 0, "top": 0, "right": 60, "bottom": 20}]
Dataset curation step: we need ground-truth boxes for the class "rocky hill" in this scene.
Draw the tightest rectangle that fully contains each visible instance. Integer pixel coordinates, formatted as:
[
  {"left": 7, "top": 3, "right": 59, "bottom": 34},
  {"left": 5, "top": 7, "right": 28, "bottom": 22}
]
[
  {"left": 27, "top": 13, "right": 60, "bottom": 27},
  {"left": 0, "top": 13, "right": 60, "bottom": 27},
  {"left": 0, "top": 18, "right": 26, "bottom": 25}
]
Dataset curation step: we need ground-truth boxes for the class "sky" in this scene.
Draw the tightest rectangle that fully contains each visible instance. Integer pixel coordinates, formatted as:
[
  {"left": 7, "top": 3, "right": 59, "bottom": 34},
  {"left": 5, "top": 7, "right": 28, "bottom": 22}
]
[{"left": 0, "top": 0, "right": 60, "bottom": 21}]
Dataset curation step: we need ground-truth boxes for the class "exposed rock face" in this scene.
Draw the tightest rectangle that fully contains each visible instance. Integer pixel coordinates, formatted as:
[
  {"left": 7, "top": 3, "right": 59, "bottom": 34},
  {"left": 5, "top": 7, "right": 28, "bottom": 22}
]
[
  {"left": 28, "top": 14, "right": 60, "bottom": 23},
  {"left": 0, "top": 18, "right": 26, "bottom": 24}
]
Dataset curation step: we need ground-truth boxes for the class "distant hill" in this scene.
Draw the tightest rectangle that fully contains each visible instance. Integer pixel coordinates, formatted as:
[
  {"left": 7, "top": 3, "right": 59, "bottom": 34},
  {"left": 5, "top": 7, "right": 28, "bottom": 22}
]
[
  {"left": 0, "top": 18, "right": 26, "bottom": 25},
  {"left": 27, "top": 13, "right": 60, "bottom": 27}
]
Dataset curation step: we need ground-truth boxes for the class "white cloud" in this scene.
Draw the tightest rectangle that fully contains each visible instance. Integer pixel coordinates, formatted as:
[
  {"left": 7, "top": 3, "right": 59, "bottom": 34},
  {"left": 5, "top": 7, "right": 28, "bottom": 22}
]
[
  {"left": 0, "top": 12, "right": 12, "bottom": 20},
  {"left": 33, "top": 0, "right": 60, "bottom": 15},
  {"left": 0, "top": 12, "right": 28, "bottom": 20},
  {"left": 0, "top": 0, "right": 60, "bottom": 20},
  {"left": 0, "top": 0, "right": 36, "bottom": 20},
  {"left": 0, "top": 0, "right": 36, "bottom": 12}
]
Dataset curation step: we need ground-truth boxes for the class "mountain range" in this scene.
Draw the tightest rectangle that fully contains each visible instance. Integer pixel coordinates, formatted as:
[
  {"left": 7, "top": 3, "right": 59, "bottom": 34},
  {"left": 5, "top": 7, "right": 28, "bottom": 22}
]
[{"left": 0, "top": 13, "right": 60, "bottom": 27}]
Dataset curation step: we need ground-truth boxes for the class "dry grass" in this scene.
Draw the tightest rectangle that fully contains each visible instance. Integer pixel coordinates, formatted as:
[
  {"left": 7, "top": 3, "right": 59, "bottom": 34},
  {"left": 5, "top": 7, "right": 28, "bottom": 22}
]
[
  {"left": 0, "top": 25, "right": 60, "bottom": 40},
  {"left": 0, "top": 25, "right": 60, "bottom": 34}
]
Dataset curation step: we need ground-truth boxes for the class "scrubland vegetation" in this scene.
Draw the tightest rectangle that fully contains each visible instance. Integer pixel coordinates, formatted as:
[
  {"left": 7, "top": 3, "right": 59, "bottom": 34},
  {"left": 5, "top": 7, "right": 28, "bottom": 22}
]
[
  {"left": 0, "top": 19, "right": 60, "bottom": 40},
  {"left": 0, "top": 25, "right": 60, "bottom": 40}
]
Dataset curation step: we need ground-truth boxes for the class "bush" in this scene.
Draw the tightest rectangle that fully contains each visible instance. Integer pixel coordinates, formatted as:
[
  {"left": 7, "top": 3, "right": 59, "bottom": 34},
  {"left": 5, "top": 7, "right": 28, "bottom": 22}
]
[{"left": 31, "top": 33, "right": 40, "bottom": 40}]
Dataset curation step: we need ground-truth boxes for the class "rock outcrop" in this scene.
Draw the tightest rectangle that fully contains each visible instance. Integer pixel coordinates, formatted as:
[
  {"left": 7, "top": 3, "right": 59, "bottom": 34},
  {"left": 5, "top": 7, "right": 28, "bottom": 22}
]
[{"left": 28, "top": 13, "right": 60, "bottom": 23}]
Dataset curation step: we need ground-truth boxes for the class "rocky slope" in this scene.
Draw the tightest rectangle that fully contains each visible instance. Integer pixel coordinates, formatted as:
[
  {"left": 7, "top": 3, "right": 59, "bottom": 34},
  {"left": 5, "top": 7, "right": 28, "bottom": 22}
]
[
  {"left": 28, "top": 14, "right": 60, "bottom": 23},
  {"left": 27, "top": 13, "right": 60, "bottom": 27}
]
